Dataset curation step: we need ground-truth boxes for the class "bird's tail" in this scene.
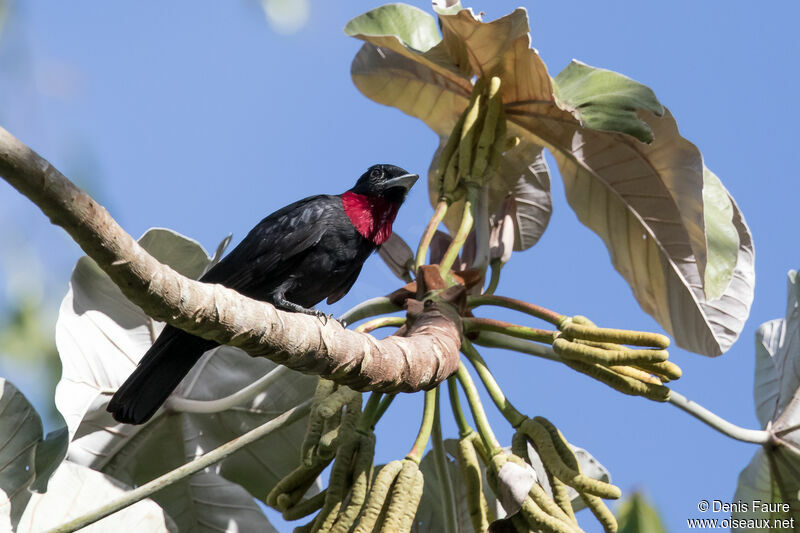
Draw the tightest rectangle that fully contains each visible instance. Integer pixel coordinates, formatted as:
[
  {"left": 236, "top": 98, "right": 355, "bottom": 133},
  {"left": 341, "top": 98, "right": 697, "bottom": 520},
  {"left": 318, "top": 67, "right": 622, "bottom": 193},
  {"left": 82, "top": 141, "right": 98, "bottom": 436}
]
[{"left": 107, "top": 325, "right": 217, "bottom": 425}]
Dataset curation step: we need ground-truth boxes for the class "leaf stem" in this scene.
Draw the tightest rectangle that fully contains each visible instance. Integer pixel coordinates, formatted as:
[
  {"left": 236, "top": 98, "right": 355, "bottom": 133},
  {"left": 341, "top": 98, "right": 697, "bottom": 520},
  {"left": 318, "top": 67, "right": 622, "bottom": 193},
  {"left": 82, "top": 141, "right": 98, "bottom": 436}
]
[
  {"left": 484, "top": 261, "right": 501, "bottom": 294},
  {"left": 432, "top": 392, "right": 458, "bottom": 533},
  {"left": 339, "top": 296, "right": 399, "bottom": 326},
  {"left": 467, "top": 294, "right": 564, "bottom": 325},
  {"left": 359, "top": 391, "right": 383, "bottom": 432},
  {"left": 461, "top": 338, "right": 526, "bottom": 428},
  {"left": 667, "top": 391, "right": 770, "bottom": 444},
  {"left": 354, "top": 316, "right": 406, "bottom": 334},
  {"left": 447, "top": 376, "right": 472, "bottom": 437},
  {"left": 416, "top": 199, "right": 449, "bottom": 271},
  {"left": 463, "top": 317, "right": 557, "bottom": 344},
  {"left": 46, "top": 399, "right": 313, "bottom": 533},
  {"left": 439, "top": 188, "right": 477, "bottom": 275},
  {"left": 372, "top": 393, "right": 396, "bottom": 427},
  {"left": 473, "top": 331, "right": 558, "bottom": 361},
  {"left": 407, "top": 387, "right": 438, "bottom": 463},
  {"left": 456, "top": 361, "right": 501, "bottom": 453},
  {"left": 167, "top": 363, "right": 291, "bottom": 414}
]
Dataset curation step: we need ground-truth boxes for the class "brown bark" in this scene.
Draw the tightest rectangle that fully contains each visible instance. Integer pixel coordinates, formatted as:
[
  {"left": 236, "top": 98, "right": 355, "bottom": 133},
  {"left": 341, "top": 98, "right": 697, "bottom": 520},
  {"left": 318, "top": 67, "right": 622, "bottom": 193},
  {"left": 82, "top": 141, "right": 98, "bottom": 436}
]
[{"left": 0, "top": 126, "right": 461, "bottom": 392}]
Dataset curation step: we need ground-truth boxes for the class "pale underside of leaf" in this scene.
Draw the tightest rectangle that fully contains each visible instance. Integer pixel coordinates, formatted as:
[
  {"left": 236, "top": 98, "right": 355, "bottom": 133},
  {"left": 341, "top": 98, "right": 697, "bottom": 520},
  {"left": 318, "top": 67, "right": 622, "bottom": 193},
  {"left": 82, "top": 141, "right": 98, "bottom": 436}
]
[
  {"left": 743, "top": 269, "right": 800, "bottom": 522},
  {"left": 53, "top": 228, "right": 316, "bottom": 531},
  {"left": 15, "top": 461, "right": 176, "bottom": 533},
  {"left": 546, "top": 111, "right": 753, "bottom": 356},
  {"left": 351, "top": 42, "right": 471, "bottom": 136},
  {"left": 754, "top": 271, "right": 800, "bottom": 428}
]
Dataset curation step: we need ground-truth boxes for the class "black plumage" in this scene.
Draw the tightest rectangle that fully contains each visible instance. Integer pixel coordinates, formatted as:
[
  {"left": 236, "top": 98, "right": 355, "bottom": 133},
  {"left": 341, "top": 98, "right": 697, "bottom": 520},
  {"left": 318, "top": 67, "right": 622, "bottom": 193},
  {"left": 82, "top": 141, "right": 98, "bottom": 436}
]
[{"left": 107, "top": 164, "right": 417, "bottom": 424}]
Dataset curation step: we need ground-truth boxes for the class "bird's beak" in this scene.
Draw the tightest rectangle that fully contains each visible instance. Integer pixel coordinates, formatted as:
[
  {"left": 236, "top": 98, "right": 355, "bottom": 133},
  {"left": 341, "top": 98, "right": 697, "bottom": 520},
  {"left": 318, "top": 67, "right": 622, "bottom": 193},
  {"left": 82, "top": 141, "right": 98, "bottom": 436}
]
[{"left": 384, "top": 173, "right": 419, "bottom": 192}]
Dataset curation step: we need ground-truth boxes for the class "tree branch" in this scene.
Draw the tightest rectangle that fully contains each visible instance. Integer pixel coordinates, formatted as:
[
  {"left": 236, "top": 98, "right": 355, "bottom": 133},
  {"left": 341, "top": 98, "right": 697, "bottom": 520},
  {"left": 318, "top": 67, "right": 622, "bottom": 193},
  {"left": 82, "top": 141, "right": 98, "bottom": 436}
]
[{"left": 0, "top": 126, "right": 461, "bottom": 392}]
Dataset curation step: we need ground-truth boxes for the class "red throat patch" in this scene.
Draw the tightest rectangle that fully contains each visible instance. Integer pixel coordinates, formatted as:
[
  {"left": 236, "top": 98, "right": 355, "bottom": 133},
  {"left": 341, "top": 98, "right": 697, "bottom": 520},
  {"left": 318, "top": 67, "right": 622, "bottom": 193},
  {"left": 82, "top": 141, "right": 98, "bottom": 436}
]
[{"left": 341, "top": 191, "right": 401, "bottom": 245}]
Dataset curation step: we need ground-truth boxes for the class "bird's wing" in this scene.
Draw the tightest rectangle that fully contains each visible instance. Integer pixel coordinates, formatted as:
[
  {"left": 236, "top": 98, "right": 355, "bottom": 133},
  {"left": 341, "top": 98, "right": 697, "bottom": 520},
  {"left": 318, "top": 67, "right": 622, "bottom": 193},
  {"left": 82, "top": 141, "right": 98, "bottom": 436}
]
[
  {"left": 199, "top": 195, "right": 334, "bottom": 297},
  {"left": 325, "top": 261, "right": 365, "bottom": 305}
]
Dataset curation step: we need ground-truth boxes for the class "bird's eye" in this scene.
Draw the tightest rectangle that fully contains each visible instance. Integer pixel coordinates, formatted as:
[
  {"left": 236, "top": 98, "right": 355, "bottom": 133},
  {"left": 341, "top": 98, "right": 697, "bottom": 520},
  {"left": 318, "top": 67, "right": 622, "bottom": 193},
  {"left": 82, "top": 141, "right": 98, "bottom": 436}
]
[{"left": 370, "top": 168, "right": 383, "bottom": 179}]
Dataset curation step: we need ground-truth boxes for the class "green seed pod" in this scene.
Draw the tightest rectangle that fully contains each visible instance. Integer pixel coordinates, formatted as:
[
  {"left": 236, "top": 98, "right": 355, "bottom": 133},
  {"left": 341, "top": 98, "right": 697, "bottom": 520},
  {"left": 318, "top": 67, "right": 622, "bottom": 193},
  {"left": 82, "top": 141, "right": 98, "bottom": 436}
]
[
  {"left": 527, "top": 481, "right": 575, "bottom": 526},
  {"left": 560, "top": 320, "right": 670, "bottom": 349},
  {"left": 534, "top": 415, "right": 621, "bottom": 529},
  {"left": 382, "top": 460, "right": 419, "bottom": 531},
  {"left": 520, "top": 419, "right": 621, "bottom": 500},
  {"left": 553, "top": 337, "right": 668, "bottom": 366},
  {"left": 609, "top": 365, "right": 664, "bottom": 385},
  {"left": 519, "top": 496, "right": 578, "bottom": 533},
  {"left": 267, "top": 457, "right": 332, "bottom": 509},
  {"left": 457, "top": 434, "right": 490, "bottom": 533},
  {"left": 441, "top": 147, "right": 460, "bottom": 197},
  {"left": 437, "top": 111, "right": 468, "bottom": 180},
  {"left": 331, "top": 432, "right": 376, "bottom": 533},
  {"left": 468, "top": 430, "right": 491, "bottom": 465},
  {"left": 316, "top": 409, "right": 343, "bottom": 461},
  {"left": 459, "top": 93, "right": 484, "bottom": 181},
  {"left": 472, "top": 76, "right": 502, "bottom": 180},
  {"left": 283, "top": 490, "right": 327, "bottom": 521},
  {"left": 317, "top": 387, "right": 361, "bottom": 419},
  {"left": 485, "top": 106, "right": 508, "bottom": 178},
  {"left": 547, "top": 470, "right": 576, "bottom": 523},
  {"left": 512, "top": 430, "right": 530, "bottom": 463},
  {"left": 635, "top": 360, "right": 682, "bottom": 382},
  {"left": 353, "top": 460, "right": 404, "bottom": 533},
  {"left": 300, "top": 379, "right": 338, "bottom": 465},
  {"left": 563, "top": 359, "right": 671, "bottom": 402},
  {"left": 313, "top": 434, "right": 361, "bottom": 532},
  {"left": 581, "top": 494, "right": 618, "bottom": 533},
  {"left": 396, "top": 467, "right": 425, "bottom": 532}
]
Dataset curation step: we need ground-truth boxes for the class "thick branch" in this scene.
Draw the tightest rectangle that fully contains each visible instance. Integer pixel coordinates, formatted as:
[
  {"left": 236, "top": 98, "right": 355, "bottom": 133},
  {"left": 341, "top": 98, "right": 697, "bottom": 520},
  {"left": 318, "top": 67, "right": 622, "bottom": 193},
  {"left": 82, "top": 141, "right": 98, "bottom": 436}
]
[{"left": 0, "top": 126, "right": 461, "bottom": 392}]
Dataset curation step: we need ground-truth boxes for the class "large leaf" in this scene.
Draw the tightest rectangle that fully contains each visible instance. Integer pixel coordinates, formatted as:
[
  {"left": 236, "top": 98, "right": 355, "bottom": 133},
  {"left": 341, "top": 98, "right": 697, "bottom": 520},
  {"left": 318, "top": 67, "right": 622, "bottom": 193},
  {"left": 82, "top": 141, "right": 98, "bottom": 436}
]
[
  {"left": 616, "top": 492, "right": 667, "bottom": 533},
  {"left": 347, "top": 5, "right": 755, "bottom": 355},
  {"left": 734, "top": 270, "right": 800, "bottom": 529},
  {"left": 16, "top": 461, "right": 175, "bottom": 533},
  {"left": 54, "top": 228, "right": 317, "bottom": 531}
]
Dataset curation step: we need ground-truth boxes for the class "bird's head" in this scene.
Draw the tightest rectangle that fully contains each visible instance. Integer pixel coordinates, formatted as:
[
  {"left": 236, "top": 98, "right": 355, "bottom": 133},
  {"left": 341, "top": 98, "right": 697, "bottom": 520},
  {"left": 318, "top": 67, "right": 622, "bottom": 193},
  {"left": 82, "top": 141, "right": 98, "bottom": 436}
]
[
  {"left": 342, "top": 164, "right": 418, "bottom": 245},
  {"left": 350, "top": 164, "right": 418, "bottom": 204}
]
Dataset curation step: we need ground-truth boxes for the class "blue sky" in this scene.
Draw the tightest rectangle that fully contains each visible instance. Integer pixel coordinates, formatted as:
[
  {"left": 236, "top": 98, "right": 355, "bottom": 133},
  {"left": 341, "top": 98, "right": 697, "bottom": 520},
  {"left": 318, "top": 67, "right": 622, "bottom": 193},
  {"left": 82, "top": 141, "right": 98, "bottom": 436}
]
[{"left": 0, "top": 1, "right": 797, "bottom": 531}]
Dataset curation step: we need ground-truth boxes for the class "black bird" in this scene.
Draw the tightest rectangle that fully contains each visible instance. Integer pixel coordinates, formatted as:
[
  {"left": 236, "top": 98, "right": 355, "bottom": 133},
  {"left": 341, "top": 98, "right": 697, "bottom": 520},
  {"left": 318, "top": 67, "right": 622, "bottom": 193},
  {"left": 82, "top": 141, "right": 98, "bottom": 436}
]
[{"left": 107, "top": 164, "right": 418, "bottom": 424}]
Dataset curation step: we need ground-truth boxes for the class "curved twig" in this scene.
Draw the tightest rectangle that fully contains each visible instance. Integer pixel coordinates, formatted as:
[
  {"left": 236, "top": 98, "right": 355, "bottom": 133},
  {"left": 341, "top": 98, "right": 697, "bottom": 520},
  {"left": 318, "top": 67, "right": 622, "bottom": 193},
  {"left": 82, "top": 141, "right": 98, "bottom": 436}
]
[{"left": 0, "top": 126, "right": 461, "bottom": 393}]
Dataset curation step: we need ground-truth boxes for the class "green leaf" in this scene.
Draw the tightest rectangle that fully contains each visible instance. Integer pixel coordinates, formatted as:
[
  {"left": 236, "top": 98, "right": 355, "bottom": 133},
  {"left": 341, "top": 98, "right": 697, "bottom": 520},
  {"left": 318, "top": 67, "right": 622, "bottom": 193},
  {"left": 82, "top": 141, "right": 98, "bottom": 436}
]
[
  {"left": 554, "top": 60, "right": 664, "bottom": 143},
  {"left": 344, "top": 3, "right": 441, "bottom": 52},
  {"left": 17, "top": 461, "right": 176, "bottom": 532},
  {"left": 0, "top": 379, "right": 40, "bottom": 529},
  {"left": 616, "top": 492, "right": 667, "bottom": 533},
  {"left": 30, "top": 425, "right": 68, "bottom": 493},
  {"left": 702, "top": 167, "right": 739, "bottom": 300}
]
